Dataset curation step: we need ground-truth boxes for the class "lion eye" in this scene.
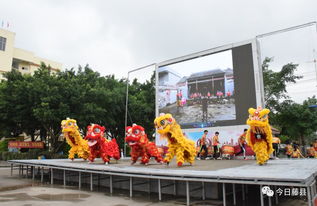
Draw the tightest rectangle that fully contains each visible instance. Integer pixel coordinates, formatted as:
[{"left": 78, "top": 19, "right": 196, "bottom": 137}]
[
  {"left": 68, "top": 122, "right": 72, "bottom": 126},
  {"left": 134, "top": 130, "right": 140, "bottom": 134},
  {"left": 160, "top": 120, "right": 165, "bottom": 125},
  {"left": 94, "top": 128, "right": 101, "bottom": 133}
]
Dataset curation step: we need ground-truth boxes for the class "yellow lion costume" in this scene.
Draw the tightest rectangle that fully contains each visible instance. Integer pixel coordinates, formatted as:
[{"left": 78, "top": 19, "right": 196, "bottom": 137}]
[
  {"left": 246, "top": 107, "right": 273, "bottom": 165},
  {"left": 61, "top": 118, "right": 90, "bottom": 160},
  {"left": 154, "top": 113, "right": 196, "bottom": 167}
]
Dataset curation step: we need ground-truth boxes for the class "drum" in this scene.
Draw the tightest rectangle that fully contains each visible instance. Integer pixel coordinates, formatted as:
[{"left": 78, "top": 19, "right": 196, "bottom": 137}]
[{"left": 221, "top": 145, "right": 235, "bottom": 156}]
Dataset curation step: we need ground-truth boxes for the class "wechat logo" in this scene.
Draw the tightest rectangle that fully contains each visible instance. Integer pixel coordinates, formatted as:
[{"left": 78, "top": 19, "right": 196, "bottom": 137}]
[{"left": 262, "top": 186, "right": 274, "bottom": 197}]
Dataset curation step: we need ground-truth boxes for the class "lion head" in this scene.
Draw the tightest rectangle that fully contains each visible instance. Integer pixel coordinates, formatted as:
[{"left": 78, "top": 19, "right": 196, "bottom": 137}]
[
  {"left": 61, "top": 118, "right": 82, "bottom": 146},
  {"left": 247, "top": 107, "right": 271, "bottom": 140},
  {"left": 85, "top": 124, "right": 106, "bottom": 147},
  {"left": 125, "top": 124, "right": 148, "bottom": 147},
  {"left": 154, "top": 113, "right": 175, "bottom": 135}
]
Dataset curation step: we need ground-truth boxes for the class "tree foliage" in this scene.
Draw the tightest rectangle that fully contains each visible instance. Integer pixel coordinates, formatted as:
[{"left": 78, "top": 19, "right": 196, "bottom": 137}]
[
  {"left": 0, "top": 64, "right": 155, "bottom": 152},
  {"left": 263, "top": 57, "right": 317, "bottom": 144},
  {"left": 262, "top": 57, "right": 302, "bottom": 112}
]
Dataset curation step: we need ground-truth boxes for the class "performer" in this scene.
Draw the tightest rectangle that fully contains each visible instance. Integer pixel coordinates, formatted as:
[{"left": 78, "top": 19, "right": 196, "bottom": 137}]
[
  {"left": 246, "top": 107, "right": 274, "bottom": 165},
  {"left": 154, "top": 113, "right": 196, "bottom": 167},
  {"left": 272, "top": 136, "right": 281, "bottom": 158},
  {"left": 61, "top": 118, "right": 90, "bottom": 161},
  {"left": 125, "top": 124, "right": 163, "bottom": 165},
  {"left": 235, "top": 129, "right": 247, "bottom": 159},
  {"left": 291, "top": 145, "right": 305, "bottom": 158},
  {"left": 201, "top": 97, "right": 208, "bottom": 122},
  {"left": 197, "top": 130, "right": 209, "bottom": 160},
  {"left": 212, "top": 132, "right": 221, "bottom": 160},
  {"left": 285, "top": 140, "right": 294, "bottom": 158},
  {"left": 84, "top": 124, "right": 120, "bottom": 164},
  {"left": 307, "top": 144, "right": 317, "bottom": 158},
  {"left": 314, "top": 139, "right": 317, "bottom": 151}
]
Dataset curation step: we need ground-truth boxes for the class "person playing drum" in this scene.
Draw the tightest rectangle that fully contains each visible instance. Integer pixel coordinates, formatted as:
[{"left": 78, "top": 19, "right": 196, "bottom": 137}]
[{"left": 235, "top": 129, "right": 247, "bottom": 159}]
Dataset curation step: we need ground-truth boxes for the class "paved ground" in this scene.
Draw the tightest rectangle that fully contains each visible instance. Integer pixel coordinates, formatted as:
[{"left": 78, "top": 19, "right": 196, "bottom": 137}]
[{"left": 0, "top": 167, "right": 182, "bottom": 206}]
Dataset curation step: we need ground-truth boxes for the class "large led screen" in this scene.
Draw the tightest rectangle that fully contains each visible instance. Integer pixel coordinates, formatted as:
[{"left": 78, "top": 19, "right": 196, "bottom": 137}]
[{"left": 157, "top": 43, "right": 260, "bottom": 128}]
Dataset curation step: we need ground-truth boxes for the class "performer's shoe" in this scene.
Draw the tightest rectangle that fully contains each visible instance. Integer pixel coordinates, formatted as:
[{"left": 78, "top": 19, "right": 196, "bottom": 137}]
[{"left": 177, "top": 162, "right": 183, "bottom": 167}]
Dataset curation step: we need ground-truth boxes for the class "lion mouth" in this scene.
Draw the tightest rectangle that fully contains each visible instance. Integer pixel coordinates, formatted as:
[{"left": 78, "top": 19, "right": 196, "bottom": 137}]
[
  {"left": 251, "top": 126, "right": 267, "bottom": 140},
  {"left": 87, "top": 140, "right": 98, "bottom": 147},
  {"left": 64, "top": 133, "right": 77, "bottom": 145},
  {"left": 128, "top": 141, "right": 136, "bottom": 146}
]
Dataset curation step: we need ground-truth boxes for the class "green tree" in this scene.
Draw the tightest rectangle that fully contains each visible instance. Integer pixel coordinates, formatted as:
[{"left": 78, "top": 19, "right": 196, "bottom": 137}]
[
  {"left": 262, "top": 57, "right": 317, "bottom": 145},
  {"left": 0, "top": 63, "right": 156, "bottom": 154},
  {"left": 273, "top": 97, "right": 317, "bottom": 145},
  {"left": 127, "top": 73, "right": 156, "bottom": 140},
  {"left": 262, "top": 57, "right": 302, "bottom": 112}
]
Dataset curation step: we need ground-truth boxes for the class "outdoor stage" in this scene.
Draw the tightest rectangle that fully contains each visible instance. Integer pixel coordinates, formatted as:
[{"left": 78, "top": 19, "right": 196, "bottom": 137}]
[{"left": 8, "top": 158, "right": 317, "bottom": 206}]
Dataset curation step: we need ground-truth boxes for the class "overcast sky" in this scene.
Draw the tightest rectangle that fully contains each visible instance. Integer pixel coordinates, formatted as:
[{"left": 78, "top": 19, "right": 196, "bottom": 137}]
[
  {"left": 1, "top": 0, "right": 317, "bottom": 102},
  {"left": 161, "top": 50, "right": 232, "bottom": 77}
]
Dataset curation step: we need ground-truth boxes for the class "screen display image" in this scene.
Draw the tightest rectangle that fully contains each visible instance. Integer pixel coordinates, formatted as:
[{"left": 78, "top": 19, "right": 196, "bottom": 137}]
[{"left": 158, "top": 50, "right": 235, "bottom": 127}]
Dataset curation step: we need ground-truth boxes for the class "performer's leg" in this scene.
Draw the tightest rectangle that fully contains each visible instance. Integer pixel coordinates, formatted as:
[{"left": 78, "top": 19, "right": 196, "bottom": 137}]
[
  {"left": 213, "top": 146, "right": 218, "bottom": 159},
  {"left": 242, "top": 145, "right": 246, "bottom": 159},
  {"left": 175, "top": 147, "right": 185, "bottom": 166},
  {"left": 197, "top": 146, "right": 203, "bottom": 158},
  {"left": 164, "top": 147, "right": 176, "bottom": 163},
  {"left": 203, "top": 145, "right": 208, "bottom": 159}
]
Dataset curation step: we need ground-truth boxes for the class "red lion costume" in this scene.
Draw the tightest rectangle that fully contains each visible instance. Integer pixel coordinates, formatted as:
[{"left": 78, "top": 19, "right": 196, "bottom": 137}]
[
  {"left": 125, "top": 124, "right": 163, "bottom": 165},
  {"left": 85, "top": 124, "right": 120, "bottom": 164}
]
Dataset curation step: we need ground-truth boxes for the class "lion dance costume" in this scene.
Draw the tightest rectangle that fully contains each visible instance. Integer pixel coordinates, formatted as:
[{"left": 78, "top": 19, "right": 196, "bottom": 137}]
[
  {"left": 61, "top": 118, "right": 90, "bottom": 160},
  {"left": 154, "top": 113, "right": 196, "bottom": 167},
  {"left": 246, "top": 107, "right": 274, "bottom": 165},
  {"left": 84, "top": 124, "right": 120, "bottom": 164},
  {"left": 125, "top": 124, "right": 163, "bottom": 165}
]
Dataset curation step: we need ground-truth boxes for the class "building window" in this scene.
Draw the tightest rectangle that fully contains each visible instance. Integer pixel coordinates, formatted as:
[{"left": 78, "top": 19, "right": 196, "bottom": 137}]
[
  {"left": 12, "top": 61, "right": 19, "bottom": 69},
  {"left": 0, "top": 36, "right": 6, "bottom": 51}
]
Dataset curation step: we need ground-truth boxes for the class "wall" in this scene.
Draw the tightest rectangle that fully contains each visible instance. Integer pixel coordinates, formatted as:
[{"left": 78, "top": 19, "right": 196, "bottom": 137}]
[{"left": 0, "top": 29, "right": 15, "bottom": 79}]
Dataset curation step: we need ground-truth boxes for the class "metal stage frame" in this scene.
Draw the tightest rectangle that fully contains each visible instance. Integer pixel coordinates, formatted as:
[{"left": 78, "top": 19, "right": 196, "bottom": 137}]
[{"left": 8, "top": 159, "right": 317, "bottom": 206}]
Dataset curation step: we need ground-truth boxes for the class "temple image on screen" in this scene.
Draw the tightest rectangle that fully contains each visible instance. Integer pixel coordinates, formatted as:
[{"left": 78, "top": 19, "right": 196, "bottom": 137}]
[{"left": 158, "top": 50, "right": 235, "bottom": 128}]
